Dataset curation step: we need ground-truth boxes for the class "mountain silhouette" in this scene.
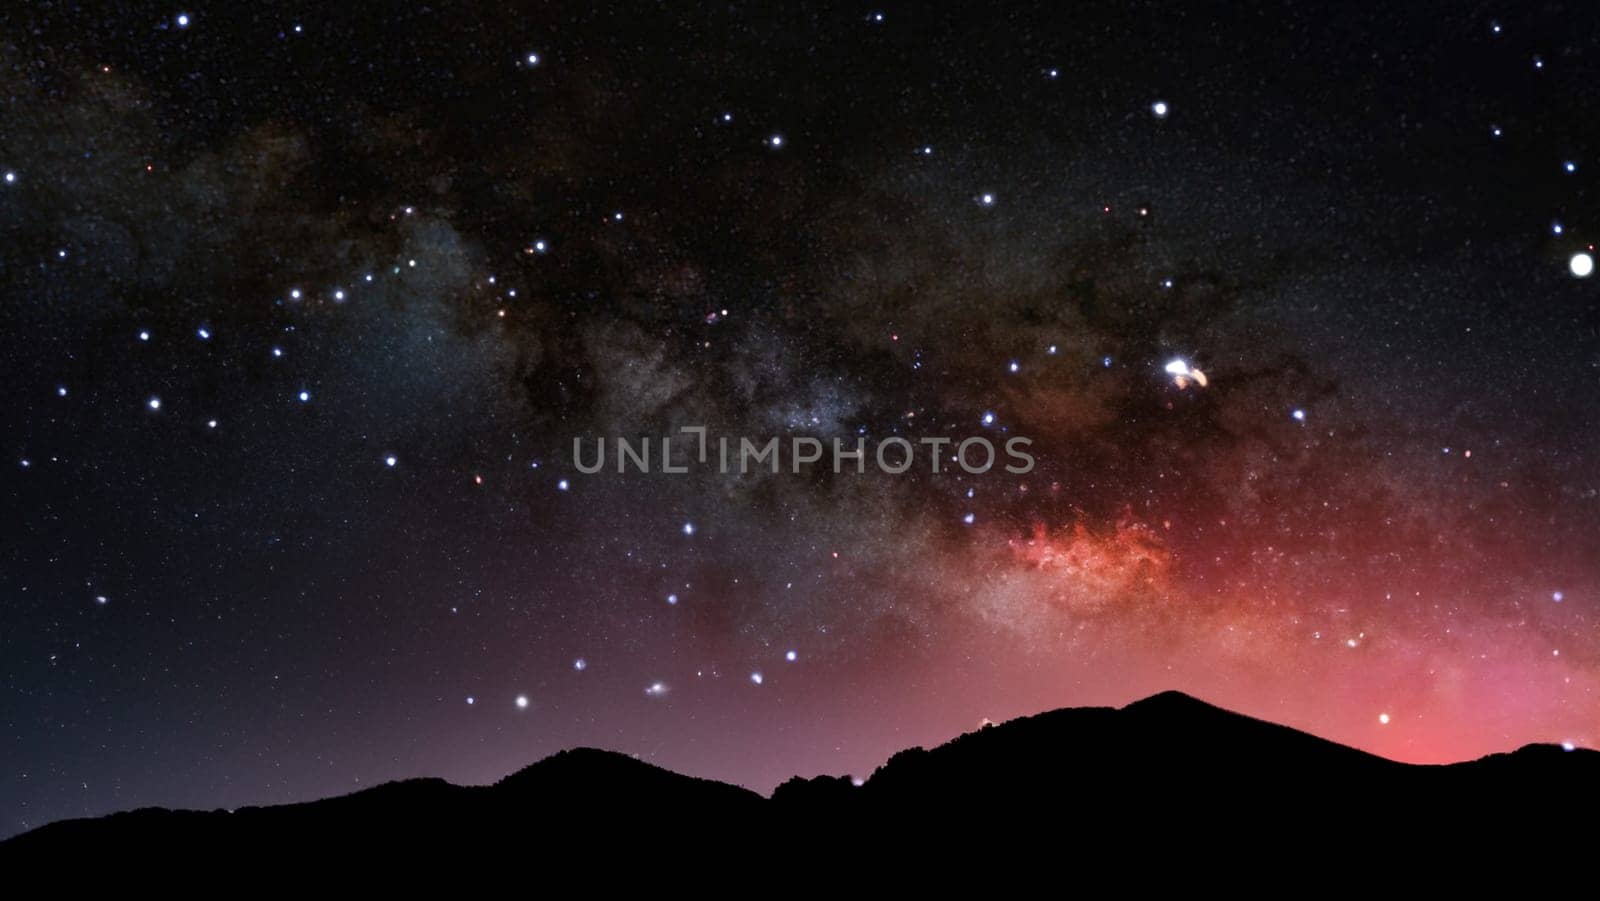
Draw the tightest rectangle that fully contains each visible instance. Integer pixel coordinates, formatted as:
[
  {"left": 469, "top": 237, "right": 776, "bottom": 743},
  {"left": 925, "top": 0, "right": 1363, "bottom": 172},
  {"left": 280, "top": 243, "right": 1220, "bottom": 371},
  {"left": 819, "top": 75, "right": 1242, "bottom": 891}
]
[{"left": 5, "top": 691, "right": 1593, "bottom": 869}]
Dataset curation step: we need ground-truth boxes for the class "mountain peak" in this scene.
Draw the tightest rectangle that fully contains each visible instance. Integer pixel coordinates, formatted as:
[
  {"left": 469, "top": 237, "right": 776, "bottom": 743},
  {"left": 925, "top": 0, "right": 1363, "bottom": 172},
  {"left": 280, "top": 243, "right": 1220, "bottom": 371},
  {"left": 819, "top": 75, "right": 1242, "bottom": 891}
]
[{"left": 1122, "top": 689, "right": 1219, "bottom": 712}]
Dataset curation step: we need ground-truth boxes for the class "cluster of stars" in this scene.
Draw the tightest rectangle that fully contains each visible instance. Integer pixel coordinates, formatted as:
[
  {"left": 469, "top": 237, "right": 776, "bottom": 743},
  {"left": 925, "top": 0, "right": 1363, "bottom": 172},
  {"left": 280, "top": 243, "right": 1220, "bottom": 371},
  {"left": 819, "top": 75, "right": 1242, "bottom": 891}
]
[{"left": 1482, "top": 26, "right": 1592, "bottom": 278}]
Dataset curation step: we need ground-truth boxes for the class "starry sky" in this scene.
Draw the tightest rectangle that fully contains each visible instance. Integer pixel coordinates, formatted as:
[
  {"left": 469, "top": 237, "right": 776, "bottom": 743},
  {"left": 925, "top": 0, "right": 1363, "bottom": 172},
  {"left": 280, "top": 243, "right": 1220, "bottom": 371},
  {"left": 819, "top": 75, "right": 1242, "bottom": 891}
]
[{"left": 4, "top": 1, "right": 1599, "bottom": 836}]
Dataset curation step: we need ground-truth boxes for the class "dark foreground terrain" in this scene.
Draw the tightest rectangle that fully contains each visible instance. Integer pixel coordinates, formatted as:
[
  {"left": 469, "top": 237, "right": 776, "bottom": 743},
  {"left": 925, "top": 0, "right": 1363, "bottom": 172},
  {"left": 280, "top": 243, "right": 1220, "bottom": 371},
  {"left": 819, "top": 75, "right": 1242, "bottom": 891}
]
[{"left": 5, "top": 691, "right": 1594, "bottom": 871}]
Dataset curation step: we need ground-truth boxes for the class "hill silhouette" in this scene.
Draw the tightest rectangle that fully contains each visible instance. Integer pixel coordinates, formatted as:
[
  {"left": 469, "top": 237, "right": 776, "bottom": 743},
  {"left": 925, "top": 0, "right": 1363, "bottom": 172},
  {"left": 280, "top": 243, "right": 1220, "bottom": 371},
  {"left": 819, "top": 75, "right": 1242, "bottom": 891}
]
[{"left": 5, "top": 691, "right": 1594, "bottom": 868}]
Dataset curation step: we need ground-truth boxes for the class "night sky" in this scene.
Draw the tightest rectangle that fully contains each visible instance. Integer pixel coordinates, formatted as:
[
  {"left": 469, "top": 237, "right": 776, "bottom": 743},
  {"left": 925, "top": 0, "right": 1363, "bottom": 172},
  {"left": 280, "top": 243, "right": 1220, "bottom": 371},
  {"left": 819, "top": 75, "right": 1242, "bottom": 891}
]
[{"left": 5, "top": 1, "right": 1599, "bottom": 836}]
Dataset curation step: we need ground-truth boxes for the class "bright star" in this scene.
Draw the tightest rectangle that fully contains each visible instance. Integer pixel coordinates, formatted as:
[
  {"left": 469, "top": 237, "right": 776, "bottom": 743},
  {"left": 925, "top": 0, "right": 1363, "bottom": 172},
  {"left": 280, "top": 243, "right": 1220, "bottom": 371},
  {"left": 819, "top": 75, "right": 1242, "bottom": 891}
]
[
  {"left": 1571, "top": 252, "right": 1594, "bottom": 278},
  {"left": 525, "top": 53, "right": 540, "bottom": 65},
  {"left": 667, "top": 593, "right": 678, "bottom": 605},
  {"left": 1563, "top": 161, "right": 1577, "bottom": 174},
  {"left": 196, "top": 327, "right": 210, "bottom": 340},
  {"left": 979, "top": 193, "right": 995, "bottom": 206},
  {"left": 1378, "top": 713, "right": 1391, "bottom": 725},
  {"left": 682, "top": 522, "right": 695, "bottom": 535},
  {"left": 768, "top": 134, "right": 784, "bottom": 147},
  {"left": 1165, "top": 358, "right": 1208, "bottom": 389},
  {"left": 785, "top": 650, "right": 798, "bottom": 662},
  {"left": 573, "top": 658, "right": 587, "bottom": 671},
  {"left": 645, "top": 682, "right": 669, "bottom": 697},
  {"left": 147, "top": 397, "right": 162, "bottom": 411},
  {"left": 750, "top": 672, "right": 764, "bottom": 685},
  {"left": 384, "top": 455, "right": 397, "bottom": 467},
  {"left": 207, "top": 419, "right": 218, "bottom": 429},
  {"left": 963, "top": 513, "right": 975, "bottom": 525},
  {"left": 176, "top": 13, "right": 190, "bottom": 28},
  {"left": 139, "top": 330, "right": 150, "bottom": 341},
  {"left": 1292, "top": 409, "right": 1306, "bottom": 422},
  {"left": 557, "top": 479, "right": 569, "bottom": 491},
  {"left": 515, "top": 695, "right": 529, "bottom": 709},
  {"left": 1151, "top": 100, "right": 1169, "bottom": 117},
  {"left": 297, "top": 390, "right": 310, "bottom": 403},
  {"left": 3, "top": 171, "right": 14, "bottom": 184},
  {"left": 981, "top": 411, "right": 995, "bottom": 426}
]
